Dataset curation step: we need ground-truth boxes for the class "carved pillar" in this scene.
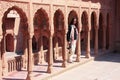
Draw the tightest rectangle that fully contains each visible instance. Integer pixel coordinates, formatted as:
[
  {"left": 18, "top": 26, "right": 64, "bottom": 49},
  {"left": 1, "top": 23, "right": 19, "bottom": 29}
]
[
  {"left": 103, "top": 26, "right": 106, "bottom": 53},
  {"left": 26, "top": 34, "right": 33, "bottom": 80},
  {"left": 23, "top": 37, "right": 28, "bottom": 69},
  {"left": 76, "top": 32, "right": 81, "bottom": 62},
  {"left": 2, "top": 34, "right": 8, "bottom": 76},
  {"left": 94, "top": 28, "right": 98, "bottom": 56},
  {"left": 86, "top": 31, "right": 91, "bottom": 58},
  {"left": 62, "top": 5, "right": 68, "bottom": 67},
  {"left": 47, "top": 35, "right": 53, "bottom": 73},
  {"left": 26, "top": 0, "right": 34, "bottom": 80},
  {"left": 62, "top": 34, "right": 67, "bottom": 67}
]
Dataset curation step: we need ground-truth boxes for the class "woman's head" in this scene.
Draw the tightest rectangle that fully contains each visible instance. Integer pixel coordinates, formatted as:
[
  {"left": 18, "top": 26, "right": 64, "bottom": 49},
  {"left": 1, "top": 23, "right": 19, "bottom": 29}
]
[{"left": 70, "top": 18, "right": 77, "bottom": 25}]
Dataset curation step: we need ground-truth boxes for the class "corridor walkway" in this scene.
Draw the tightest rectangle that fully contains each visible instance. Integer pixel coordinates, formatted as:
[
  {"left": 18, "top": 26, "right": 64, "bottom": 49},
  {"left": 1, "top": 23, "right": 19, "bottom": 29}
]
[
  {"left": 52, "top": 53, "right": 120, "bottom": 80},
  {"left": 2, "top": 55, "right": 94, "bottom": 80}
]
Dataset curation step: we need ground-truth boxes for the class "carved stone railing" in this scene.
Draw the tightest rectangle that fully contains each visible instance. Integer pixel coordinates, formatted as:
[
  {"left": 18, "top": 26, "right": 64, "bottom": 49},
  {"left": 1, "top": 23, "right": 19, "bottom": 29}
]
[
  {"left": 54, "top": 47, "right": 62, "bottom": 59},
  {"left": 33, "top": 49, "right": 48, "bottom": 65},
  {"left": 7, "top": 56, "right": 23, "bottom": 73},
  {"left": 33, "top": 47, "right": 62, "bottom": 65}
]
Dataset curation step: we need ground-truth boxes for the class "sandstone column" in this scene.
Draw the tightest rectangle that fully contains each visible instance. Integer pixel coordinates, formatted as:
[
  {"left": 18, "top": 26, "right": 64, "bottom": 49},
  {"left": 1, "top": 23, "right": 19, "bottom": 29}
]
[
  {"left": 94, "top": 28, "right": 98, "bottom": 56},
  {"left": 62, "top": 34, "right": 67, "bottom": 67},
  {"left": 26, "top": 0, "right": 34, "bottom": 79},
  {"left": 2, "top": 34, "right": 8, "bottom": 76},
  {"left": 26, "top": 34, "right": 33, "bottom": 80},
  {"left": 86, "top": 30, "right": 91, "bottom": 58},
  {"left": 76, "top": 32, "right": 81, "bottom": 62},
  {"left": 47, "top": 35, "right": 53, "bottom": 73},
  {"left": 23, "top": 37, "right": 28, "bottom": 69},
  {"left": 103, "top": 26, "right": 106, "bottom": 53},
  {"left": 62, "top": 5, "right": 68, "bottom": 67}
]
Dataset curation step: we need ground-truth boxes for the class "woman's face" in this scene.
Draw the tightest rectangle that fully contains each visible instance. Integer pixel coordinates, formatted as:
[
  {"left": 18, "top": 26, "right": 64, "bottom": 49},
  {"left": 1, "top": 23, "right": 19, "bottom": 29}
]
[{"left": 73, "top": 18, "right": 77, "bottom": 25}]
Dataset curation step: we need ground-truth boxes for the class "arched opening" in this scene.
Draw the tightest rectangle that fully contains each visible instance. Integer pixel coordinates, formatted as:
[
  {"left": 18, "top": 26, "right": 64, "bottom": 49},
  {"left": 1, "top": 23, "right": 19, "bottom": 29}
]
[
  {"left": 106, "top": 13, "right": 110, "bottom": 50},
  {"left": 2, "top": 6, "right": 28, "bottom": 55},
  {"left": 98, "top": 13, "right": 104, "bottom": 49},
  {"left": 6, "top": 34, "right": 14, "bottom": 52},
  {"left": 53, "top": 9, "right": 64, "bottom": 61},
  {"left": 54, "top": 9, "right": 64, "bottom": 31},
  {"left": 81, "top": 11, "right": 88, "bottom": 55},
  {"left": 34, "top": 8, "right": 49, "bottom": 31},
  {"left": 33, "top": 8, "right": 49, "bottom": 64},
  {"left": 32, "top": 36, "right": 38, "bottom": 53},
  {"left": 1, "top": 6, "right": 28, "bottom": 74},
  {"left": 68, "top": 10, "right": 78, "bottom": 29},
  {"left": 90, "top": 12, "right": 96, "bottom": 54},
  {"left": 68, "top": 10, "right": 78, "bottom": 56}
]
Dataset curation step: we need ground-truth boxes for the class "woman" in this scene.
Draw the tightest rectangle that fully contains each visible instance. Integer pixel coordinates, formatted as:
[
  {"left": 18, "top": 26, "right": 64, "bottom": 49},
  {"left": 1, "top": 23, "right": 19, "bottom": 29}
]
[{"left": 68, "top": 18, "right": 78, "bottom": 63}]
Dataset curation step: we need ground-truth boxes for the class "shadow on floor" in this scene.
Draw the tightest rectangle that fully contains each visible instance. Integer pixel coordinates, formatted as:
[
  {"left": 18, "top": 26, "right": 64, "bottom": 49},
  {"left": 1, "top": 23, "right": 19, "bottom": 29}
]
[{"left": 94, "top": 53, "right": 120, "bottom": 63}]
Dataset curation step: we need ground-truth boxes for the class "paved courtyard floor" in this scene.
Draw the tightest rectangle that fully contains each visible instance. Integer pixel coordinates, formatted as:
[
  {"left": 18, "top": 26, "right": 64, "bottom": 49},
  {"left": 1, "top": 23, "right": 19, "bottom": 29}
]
[
  {"left": 52, "top": 53, "right": 120, "bottom": 80},
  {"left": 2, "top": 54, "right": 94, "bottom": 80},
  {"left": 2, "top": 52, "right": 120, "bottom": 80}
]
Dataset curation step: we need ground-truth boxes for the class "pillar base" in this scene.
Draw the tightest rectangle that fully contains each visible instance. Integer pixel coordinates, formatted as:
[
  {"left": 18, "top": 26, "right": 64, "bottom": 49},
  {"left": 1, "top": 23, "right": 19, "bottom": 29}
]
[
  {"left": 76, "top": 57, "right": 80, "bottom": 62},
  {"left": 85, "top": 53, "right": 91, "bottom": 58},
  {"left": 26, "top": 72, "right": 34, "bottom": 80},
  {"left": 47, "top": 66, "right": 52, "bottom": 73},
  {"left": 62, "top": 61, "right": 67, "bottom": 68}
]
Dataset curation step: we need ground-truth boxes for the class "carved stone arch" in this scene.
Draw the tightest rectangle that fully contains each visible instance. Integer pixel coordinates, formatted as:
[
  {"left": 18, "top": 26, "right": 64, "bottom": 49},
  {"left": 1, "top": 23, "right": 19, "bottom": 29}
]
[
  {"left": 68, "top": 10, "right": 79, "bottom": 29},
  {"left": 81, "top": 11, "right": 89, "bottom": 31},
  {"left": 90, "top": 11, "right": 97, "bottom": 49},
  {"left": 54, "top": 9, "right": 65, "bottom": 32},
  {"left": 98, "top": 12, "right": 104, "bottom": 29},
  {"left": 91, "top": 11, "right": 97, "bottom": 29},
  {"left": 1, "top": 6, "right": 28, "bottom": 54},
  {"left": 33, "top": 8, "right": 49, "bottom": 32},
  {"left": 2, "top": 6, "right": 28, "bottom": 32},
  {"left": 81, "top": 11, "right": 89, "bottom": 51}
]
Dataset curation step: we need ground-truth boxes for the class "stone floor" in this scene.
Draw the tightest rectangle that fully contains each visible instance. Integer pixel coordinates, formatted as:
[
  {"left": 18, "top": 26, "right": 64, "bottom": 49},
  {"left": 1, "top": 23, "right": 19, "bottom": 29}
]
[
  {"left": 52, "top": 53, "right": 120, "bottom": 80},
  {"left": 2, "top": 50, "right": 107, "bottom": 80},
  {"left": 2, "top": 54, "right": 95, "bottom": 80}
]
